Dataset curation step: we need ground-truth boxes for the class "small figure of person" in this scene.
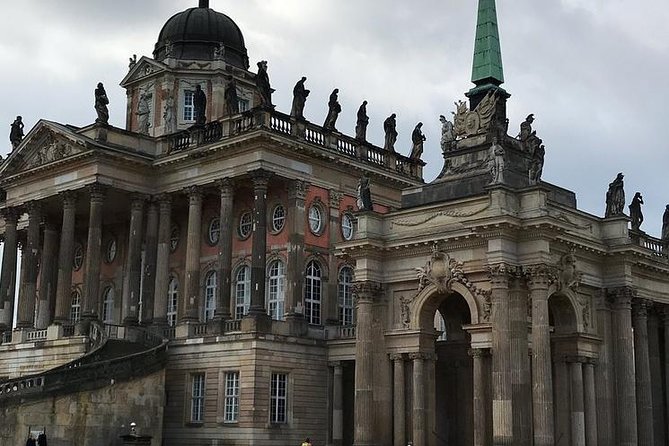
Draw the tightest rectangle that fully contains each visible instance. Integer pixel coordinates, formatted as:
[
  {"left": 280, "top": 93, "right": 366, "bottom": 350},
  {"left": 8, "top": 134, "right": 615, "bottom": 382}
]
[
  {"left": 605, "top": 172, "right": 625, "bottom": 217},
  {"left": 10, "top": 115, "right": 24, "bottom": 150},
  {"left": 357, "top": 173, "right": 373, "bottom": 211},
  {"left": 256, "top": 60, "right": 273, "bottom": 108},
  {"left": 163, "top": 92, "right": 176, "bottom": 134},
  {"left": 94, "top": 82, "right": 110, "bottom": 125},
  {"left": 301, "top": 437, "right": 313, "bottom": 446},
  {"left": 355, "top": 100, "right": 369, "bottom": 141},
  {"left": 323, "top": 88, "right": 341, "bottom": 131},
  {"left": 490, "top": 138, "right": 506, "bottom": 184},
  {"left": 224, "top": 80, "right": 239, "bottom": 116},
  {"left": 383, "top": 113, "right": 398, "bottom": 152},
  {"left": 629, "top": 192, "right": 644, "bottom": 231},
  {"left": 439, "top": 114, "right": 454, "bottom": 153},
  {"left": 136, "top": 91, "right": 151, "bottom": 134},
  {"left": 37, "top": 432, "right": 47, "bottom": 446},
  {"left": 663, "top": 205, "right": 669, "bottom": 240},
  {"left": 409, "top": 122, "right": 426, "bottom": 160},
  {"left": 26, "top": 433, "right": 36, "bottom": 446},
  {"left": 290, "top": 76, "right": 309, "bottom": 120},
  {"left": 518, "top": 114, "right": 535, "bottom": 141},
  {"left": 193, "top": 84, "right": 207, "bottom": 126},
  {"left": 528, "top": 144, "right": 545, "bottom": 185}
]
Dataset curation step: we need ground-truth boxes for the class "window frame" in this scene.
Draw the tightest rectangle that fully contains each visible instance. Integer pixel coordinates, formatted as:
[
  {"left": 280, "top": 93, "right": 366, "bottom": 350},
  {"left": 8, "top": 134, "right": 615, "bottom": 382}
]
[
  {"left": 183, "top": 90, "right": 195, "bottom": 123},
  {"left": 267, "top": 260, "right": 285, "bottom": 321},
  {"left": 190, "top": 373, "right": 205, "bottom": 424},
  {"left": 167, "top": 275, "right": 179, "bottom": 327},
  {"left": 204, "top": 270, "right": 217, "bottom": 321},
  {"left": 105, "top": 237, "right": 117, "bottom": 264},
  {"left": 72, "top": 242, "right": 84, "bottom": 271},
  {"left": 308, "top": 204, "right": 324, "bottom": 235},
  {"left": 223, "top": 371, "right": 240, "bottom": 423},
  {"left": 304, "top": 261, "right": 322, "bottom": 325},
  {"left": 234, "top": 265, "right": 251, "bottom": 319},
  {"left": 269, "top": 372, "right": 288, "bottom": 424},
  {"left": 237, "top": 211, "right": 253, "bottom": 240},
  {"left": 101, "top": 286, "right": 115, "bottom": 324},
  {"left": 338, "top": 266, "right": 354, "bottom": 326},
  {"left": 341, "top": 213, "right": 354, "bottom": 241},
  {"left": 270, "top": 204, "right": 286, "bottom": 233},
  {"left": 70, "top": 289, "right": 81, "bottom": 323},
  {"left": 207, "top": 217, "right": 220, "bottom": 246}
]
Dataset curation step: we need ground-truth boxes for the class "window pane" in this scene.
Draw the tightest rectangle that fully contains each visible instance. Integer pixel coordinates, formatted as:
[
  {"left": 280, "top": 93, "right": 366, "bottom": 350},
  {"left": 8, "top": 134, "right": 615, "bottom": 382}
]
[
  {"left": 224, "top": 371, "right": 240, "bottom": 422},
  {"left": 191, "top": 374, "right": 205, "bottom": 422}
]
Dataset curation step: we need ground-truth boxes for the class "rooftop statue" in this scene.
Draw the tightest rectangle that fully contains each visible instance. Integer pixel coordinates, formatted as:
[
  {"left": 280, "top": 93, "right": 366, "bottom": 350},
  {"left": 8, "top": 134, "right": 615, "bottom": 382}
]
[
  {"left": 489, "top": 138, "right": 505, "bottom": 184},
  {"left": 136, "top": 90, "right": 152, "bottom": 134},
  {"left": 290, "top": 77, "right": 309, "bottom": 120},
  {"left": 163, "top": 92, "right": 176, "bottom": 134},
  {"left": 518, "top": 113, "right": 543, "bottom": 153},
  {"left": 356, "top": 173, "right": 373, "bottom": 211},
  {"left": 128, "top": 54, "right": 137, "bottom": 69},
  {"left": 9, "top": 116, "right": 24, "bottom": 150},
  {"left": 383, "top": 113, "right": 398, "bottom": 152},
  {"left": 213, "top": 43, "right": 226, "bottom": 61},
  {"left": 662, "top": 205, "right": 669, "bottom": 240},
  {"left": 323, "top": 88, "right": 341, "bottom": 131},
  {"left": 355, "top": 101, "right": 369, "bottom": 141},
  {"left": 409, "top": 122, "right": 426, "bottom": 160},
  {"left": 628, "top": 192, "right": 644, "bottom": 231},
  {"left": 439, "top": 115, "right": 455, "bottom": 153},
  {"left": 605, "top": 172, "right": 625, "bottom": 217},
  {"left": 256, "top": 60, "right": 273, "bottom": 108},
  {"left": 193, "top": 84, "right": 207, "bottom": 126},
  {"left": 224, "top": 79, "right": 239, "bottom": 116},
  {"left": 94, "top": 82, "right": 110, "bottom": 125},
  {"left": 528, "top": 144, "right": 545, "bottom": 185}
]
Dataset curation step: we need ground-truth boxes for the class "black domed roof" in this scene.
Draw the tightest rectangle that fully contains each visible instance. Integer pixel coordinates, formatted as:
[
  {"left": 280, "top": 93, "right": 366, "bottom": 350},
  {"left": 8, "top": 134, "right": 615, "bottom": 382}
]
[{"left": 154, "top": 3, "right": 249, "bottom": 69}]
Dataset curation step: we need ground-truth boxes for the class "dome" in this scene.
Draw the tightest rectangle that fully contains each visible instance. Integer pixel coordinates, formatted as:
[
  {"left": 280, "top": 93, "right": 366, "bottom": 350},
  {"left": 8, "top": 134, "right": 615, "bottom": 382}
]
[{"left": 154, "top": 2, "right": 249, "bottom": 69}]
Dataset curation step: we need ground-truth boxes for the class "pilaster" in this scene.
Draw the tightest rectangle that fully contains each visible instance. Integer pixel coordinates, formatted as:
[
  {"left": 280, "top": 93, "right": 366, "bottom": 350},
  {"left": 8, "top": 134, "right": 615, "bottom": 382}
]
[
  {"left": 285, "top": 180, "right": 308, "bottom": 320},
  {"left": 181, "top": 186, "right": 202, "bottom": 323},
  {"left": 153, "top": 194, "right": 172, "bottom": 326},
  {"left": 248, "top": 170, "right": 271, "bottom": 316},
  {"left": 390, "top": 353, "right": 406, "bottom": 446},
  {"left": 54, "top": 191, "right": 77, "bottom": 324}
]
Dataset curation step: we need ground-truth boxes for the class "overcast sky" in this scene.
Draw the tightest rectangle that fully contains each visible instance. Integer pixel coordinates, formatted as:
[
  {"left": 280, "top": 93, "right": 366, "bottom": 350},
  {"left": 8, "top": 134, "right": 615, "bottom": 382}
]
[{"left": 1, "top": 0, "right": 668, "bottom": 236}]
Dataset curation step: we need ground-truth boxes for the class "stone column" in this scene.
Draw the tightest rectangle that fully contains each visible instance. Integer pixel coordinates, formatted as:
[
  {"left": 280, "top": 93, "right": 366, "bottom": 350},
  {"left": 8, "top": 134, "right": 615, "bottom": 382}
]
[
  {"left": 528, "top": 266, "right": 554, "bottom": 446},
  {"left": 553, "top": 355, "right": 570, "bottom": 445},
  {"left": 632, "top": 298, "right": 653, "bottom": 446},
  {"left": 411, "top": 352, "right": 426, "bottom": 446},
  {"left": 326, "top": 191, "right": 343, "bottom": 324},
  {"left": 470, "top": 348, "right": 491, "bottom": 446},
  {"left": 54, "top": 191, "right": 77, "bottom": 324},
  {"left": 214, "top": 179, "right": 234, "bottom": 321},
  {"left": 0, "top": 208, "right": 19, "bottom": 332},
  {"left": 152, "top": 195, "right": 171, "bottom": 326},
  {"left": 663, "top": 308, "right": 669, "bottom": 440},
  {"left": 568, "top": 357, "right": 586, "bottom": 446},
  {"left": 285, "top": 180, "right": 308, "bottom": 319},
  {"left": 249, "top": 170, "right": 270, "bottom": 316},
  {"left": 391, "top": 354, "right": 406, "bottom": 446},
  {"left": 181, "top": 186, "right": 202, "bottom": 323},
  {"left": 81, "top": 185, "right": 105, "bottom": 321},
  {"left": 594, "top": 290, "right": 615, "bottom": 444},
  {"left": 488, "top": 264, "right": 513, "bottom": 445},
  {"left": 122, "top": 194, "right": 145, "bottom": 325},
  {"left": 647, "top": 310, "right": 664, "bottom": 445},
  {"left": 35, "top": 221, "right": 58, "bottom": 329},
  {"left": 332, "top": 362, "right": 344, "bottom": 446},
  {"left": 509, "top": 271, "right": 531, "bottom": 446},
  {"left": 611, "top": 288, "right": 638, "bottom": 445},
  {"left": 583, "top": 359, "right": 598, "bottom": 446},
  {"left": 17, "top": 202, "right": 41, "bottom": 329},
  {"left": 141, "top": 199, "right": 159, "bottom": 323},
  {"left": 353, "top": 281, "right": 378, "bottom": 446}
]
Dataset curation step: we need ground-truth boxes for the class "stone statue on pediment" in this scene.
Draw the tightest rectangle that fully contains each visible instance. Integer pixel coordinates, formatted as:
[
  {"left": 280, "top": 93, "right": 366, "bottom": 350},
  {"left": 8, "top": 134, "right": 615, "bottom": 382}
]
[
  {"left": 193, "top": 84, "right": 207, "bottom": 126},
  {"left": 629, "top": 192, "right": 644, "bottom": 231},
  {"left": 439, "top": 115, "right": 455, "bottom": 153},
  {"left": 605, "top": 172, "right": 625, "bottom": 217},
  {"left": 323, "top": 88, "right": 341, "bottom": 131},
  {"left": 290, "top": 77, "right": 309, "bottom": 120},
  {"left": 355, "top": 101, "right": 369, "bottom": 141},
  {"left": 409, "top": 122, "right": 425, "bottom": 160},
  {"left": 163, "top": 92, "right": 176, "bottom": 134},
  {"left": 383, "top": 114, "right": 397, "bottom": 152},
  {"left": 128, "top": 54, "right": 137, "bottom": 69},
  {"left": 94, "top": 83, "right": 109, "bottom": 125},
  {"left": 489, "top": 138, "right": 505, "bottom": 184},
  {"left": 518, "top": 114, "right": 543, "bottom": 154},
  {"left": 10, "top": 116, "right": 24, "bottom": 150},
  {"left": 255, "top": 60, "right": 273, "bottom": 108},
  {"left": 528, "top": 144, "right": 545, "bottom": 185},
  {"left": 224, "top": 80, "right": 239, "bottom": 116},
  {"left": 136, "top": 90, "right": 152, "bottom": 134},
  {"left": 356, "top": 173, "right": 372, "bottom": 211}
]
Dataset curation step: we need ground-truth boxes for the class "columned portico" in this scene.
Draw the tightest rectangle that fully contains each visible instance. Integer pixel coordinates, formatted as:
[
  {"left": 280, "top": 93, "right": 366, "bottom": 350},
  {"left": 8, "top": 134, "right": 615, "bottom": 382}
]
[
  {"left": 0, "top": 208, "right": 19, "bottom": 332},
  {"left": 214, "top": 179, "right": 234, "bottom": 322},
  {"left": 152, "top": 195, "right": 172, "bottom": 325},
  {"left": 16, "top": 201, "right": 41, "bottom": 329},
  {"left": 54, "top": 191, "right": 77, "bottom": 324},
  {"left": 82, "top": 184, "right": 105, "bottom": 322},
  {"left": 181, "top": 186, "right": 202, "bottom": 322},
  {"left": 122, "top": 194, "right": 145, "bottom": 324},
  {"left": 353, "top": 281, "right": 379, "bottom": 446}
]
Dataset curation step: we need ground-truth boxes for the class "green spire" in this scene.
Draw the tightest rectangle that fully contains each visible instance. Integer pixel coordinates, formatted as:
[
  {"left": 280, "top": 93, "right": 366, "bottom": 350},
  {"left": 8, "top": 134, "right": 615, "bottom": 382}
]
[{"left": 471, "top": 0, "right": 504, "bottom": 87}]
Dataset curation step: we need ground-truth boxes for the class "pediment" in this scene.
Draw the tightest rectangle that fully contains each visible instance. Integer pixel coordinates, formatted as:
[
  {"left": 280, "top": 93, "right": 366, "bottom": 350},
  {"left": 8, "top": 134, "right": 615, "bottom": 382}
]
[
  {"left": 120, "top": 57, "right": 167, "bottom": 87},
  {"left": 0, "top": 122, "right": 89, "bottom": 177}
]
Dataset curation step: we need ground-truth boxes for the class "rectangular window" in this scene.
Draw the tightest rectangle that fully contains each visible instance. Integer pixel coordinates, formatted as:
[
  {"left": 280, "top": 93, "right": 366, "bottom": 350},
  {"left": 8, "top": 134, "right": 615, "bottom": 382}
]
[
  {"left": 191, "top": 373, "right": 205, "bottom": 423},
  {"left": 184, "top": 90, "right": 195, "bottom": 122},
  {"left": 270, "top": 373, "right": 287, "bottom": 424},
  {"left": 224, "top": 371, "right": 240, "bottom": 423},
  {"left": 238, "top": 98, "right": 250, "bottom": 113}
]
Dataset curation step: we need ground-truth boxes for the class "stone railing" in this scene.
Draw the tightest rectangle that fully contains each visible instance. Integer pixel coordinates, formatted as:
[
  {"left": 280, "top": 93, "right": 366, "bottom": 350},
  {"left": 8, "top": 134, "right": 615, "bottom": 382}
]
[
  {"left": 26, "top": 329, "right": 48, "bottom": 342},
  {"left": 326, "top": 325, "right": 357, "bottom": 340},
  {"left": 0, "top": 322, "right": 167, "bottom": 405},
  {"left": 223, "top": 319, "right": 242, "bottom": 333},
  {"left": 634, "top": 233, "right": 667, "bottom": 258},
  {"left": 1, "top": 331, "right": 11, "bottom": 344},
  {"left": 165, "top": 108, "right": 424, "bottom": 181}
]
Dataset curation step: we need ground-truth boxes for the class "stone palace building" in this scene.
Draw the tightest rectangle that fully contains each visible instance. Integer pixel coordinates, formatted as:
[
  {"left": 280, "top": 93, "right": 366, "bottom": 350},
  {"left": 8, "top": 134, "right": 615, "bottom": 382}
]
[{"left": 1, "top": 1, "right": 668, "bottom": 445}]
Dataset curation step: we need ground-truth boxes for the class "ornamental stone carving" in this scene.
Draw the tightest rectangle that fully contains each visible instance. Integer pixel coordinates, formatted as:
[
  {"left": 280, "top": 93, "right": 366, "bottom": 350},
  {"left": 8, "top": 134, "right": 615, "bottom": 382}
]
[
  {"left": 453, "top": 91, "right": 498, "bottom": 138},
  {"left": 353, "top": 281, "right": 382, "bottom": 303},
  {"left": 557, "top": 251, "right": 581, "bottom": 292},
  {"left": 24, "top": 131, "right": 85, "bottom": 170}
]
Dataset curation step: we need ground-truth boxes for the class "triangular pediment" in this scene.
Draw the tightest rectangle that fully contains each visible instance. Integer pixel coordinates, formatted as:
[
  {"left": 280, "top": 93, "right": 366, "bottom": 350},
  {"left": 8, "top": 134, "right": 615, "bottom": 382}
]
[
  {"left": 0, "top": 121, "right": 91, "bottom": 177},
  {"left": 120, "top": 56, "right": 167, "bottom": 87}
]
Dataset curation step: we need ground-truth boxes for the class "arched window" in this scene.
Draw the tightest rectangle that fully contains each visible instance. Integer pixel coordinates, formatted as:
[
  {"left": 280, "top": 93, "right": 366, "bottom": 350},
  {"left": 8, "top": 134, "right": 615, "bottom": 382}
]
[
  {"left": 167, "top": 276, "right": 179, "bottom": 327},
  {"left": 338, "top": 267, "right": 354, "bottom": 325},
  {"left": 267, "top": 260, "right": 285, "bottom": 321},
  {"left": 204, "top": 271, "right": 217, "bottom": 321},
  {"left": 304, "top": 261, "right": 322, "bottom": 325},
  {"left": 102, "top": 286, "right": 115, "bottom": 324},
  {"left": 234, "top": 265, "right": 250, "bottom": 319},
  {"left": 70, "top": 290, "right": 81, "bottom": 323}
]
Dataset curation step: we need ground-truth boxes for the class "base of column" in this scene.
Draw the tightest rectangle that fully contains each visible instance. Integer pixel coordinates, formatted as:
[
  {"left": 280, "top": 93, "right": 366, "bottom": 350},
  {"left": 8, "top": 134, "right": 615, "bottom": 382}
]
[
  {"left": 122, "top": 316, "right": 139, "bottom": 326},
  {"left": 286, "top": 313, "right": 308, "bottom": 336},
  {"left": 241, "top": 313, "right": 272, "bottom": 333}
]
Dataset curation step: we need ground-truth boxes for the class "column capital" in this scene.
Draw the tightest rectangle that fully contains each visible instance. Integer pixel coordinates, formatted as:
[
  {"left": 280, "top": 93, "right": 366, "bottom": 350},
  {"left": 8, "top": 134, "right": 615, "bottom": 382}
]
[
  {"left": 87, "top": 183, "right": 107, "bottom": 201},
  {"left": 486, "top": 262, "right": 523, "bottom": 288},
  {"left": 26, "top": 200, "right": 42, "bottom": 215},
  {"left": 468, "top": 348, "right": 491, "bottom": 358},
  {"left": 408, "top": 352, "right": 434, "bottom": 361},
  {"left": 184, "top": 185, "right": 203, "bottom": 203},
  {"left": 250, "top": 169, "right": 272, "bottom": 189},
  {"left": 565, "top": 355, "right": 589, "bottom": 364},
  {"left": 353, "top": 280, "right": 382, "bottom": 303},
  {"left": 288, "top": 179, "right": 309, "bottom": 201},
  {"left": 154, "top": 193, "right": 172, "bottom": 209},
  {"left": 610, "top": 286, "right": 636, "bottom": 309},
  {"left": 59, "top": 190, "right": 78, "bottom": 207},
  {"left": 0, "top": 206, "right": 20, "bottom": 223},
  {"left": 525, "top": 264, "right": 557, "bottom": 289},
  {"left": 632, "top": 298, "right": 651, "bottom": 319},
  {"left": 329, "top": 190, "right": 344, "bottom": 209},
  {"left": 389, "top": 353, "right": 406, "bottom": 362},
  {"left": 216, "top": 178, "right": 235, "bottom": 195}
]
